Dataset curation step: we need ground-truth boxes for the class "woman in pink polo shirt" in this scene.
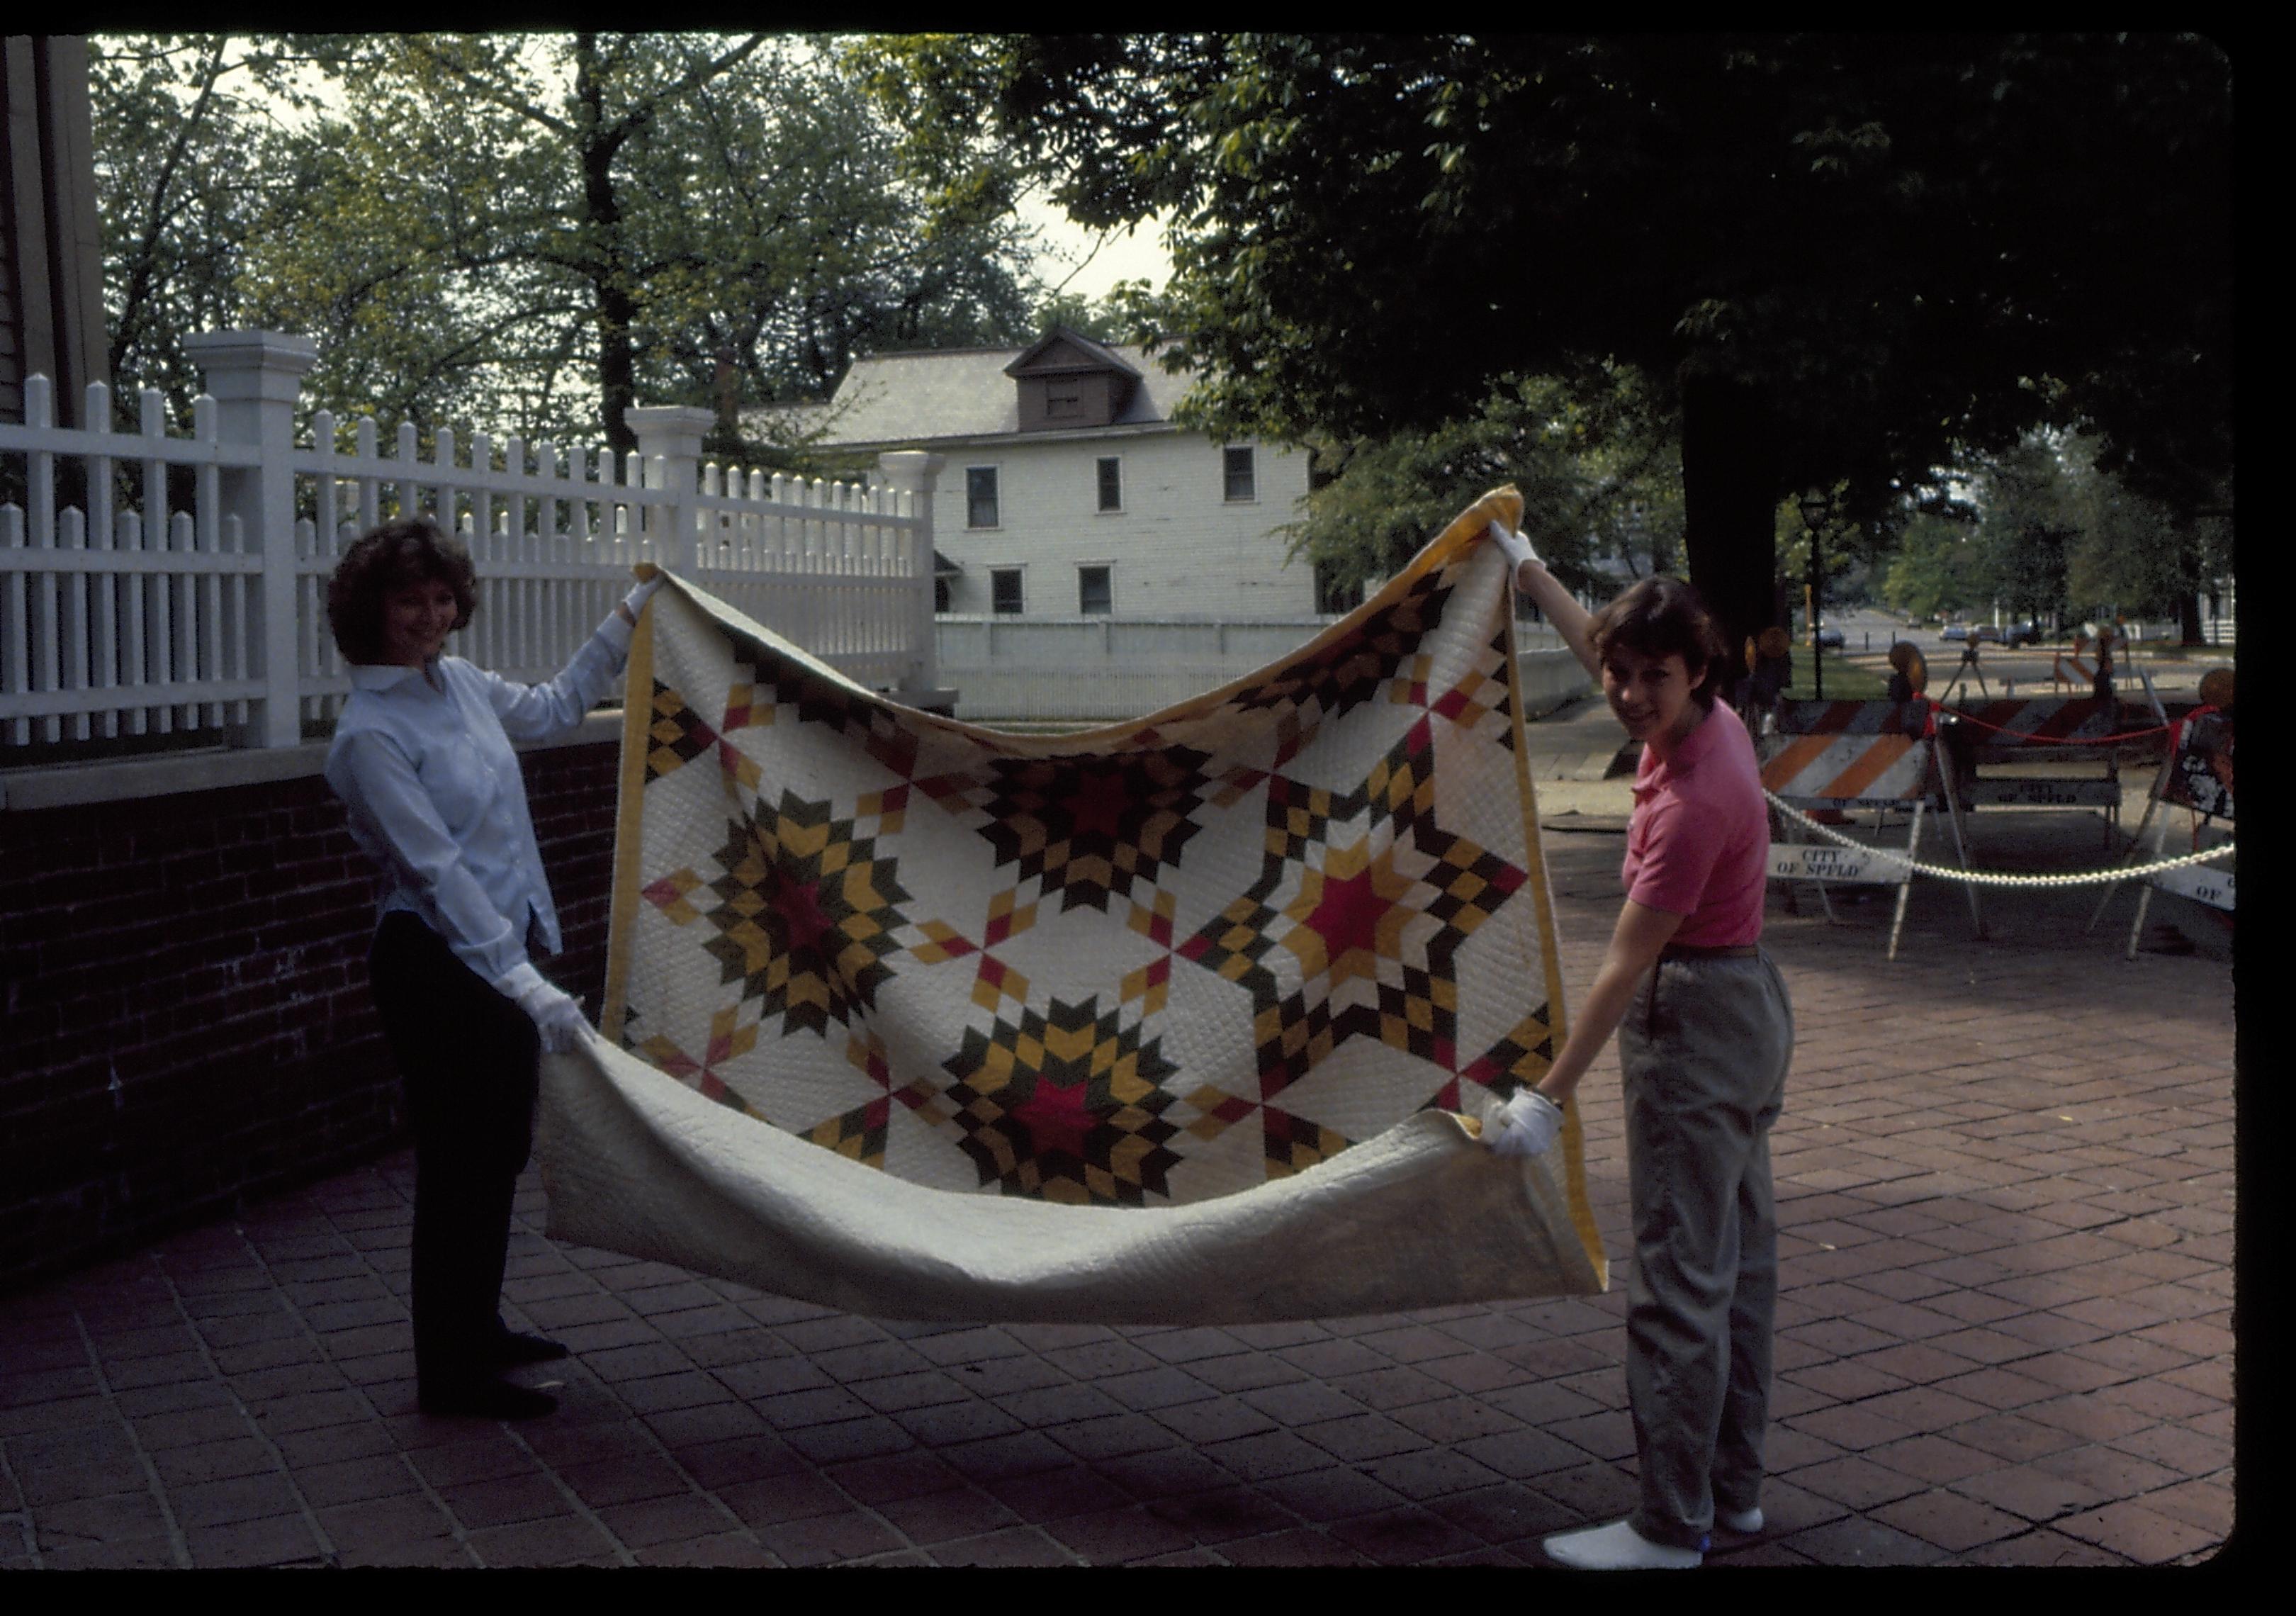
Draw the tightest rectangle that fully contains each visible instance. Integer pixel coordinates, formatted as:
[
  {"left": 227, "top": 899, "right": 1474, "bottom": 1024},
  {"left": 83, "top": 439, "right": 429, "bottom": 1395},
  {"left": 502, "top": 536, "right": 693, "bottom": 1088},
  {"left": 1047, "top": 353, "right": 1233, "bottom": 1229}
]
[{"left": 1485, "top": 526, "right": 1795, "bottom": 1571}]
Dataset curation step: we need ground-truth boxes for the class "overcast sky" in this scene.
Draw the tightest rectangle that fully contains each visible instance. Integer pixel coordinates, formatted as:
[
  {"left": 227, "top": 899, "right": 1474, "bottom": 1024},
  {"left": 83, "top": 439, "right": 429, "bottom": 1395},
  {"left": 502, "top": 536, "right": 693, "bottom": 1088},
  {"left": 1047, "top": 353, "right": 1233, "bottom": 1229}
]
[{"left": 1016, "top": 195, "right": 1172, "bottom": 303}]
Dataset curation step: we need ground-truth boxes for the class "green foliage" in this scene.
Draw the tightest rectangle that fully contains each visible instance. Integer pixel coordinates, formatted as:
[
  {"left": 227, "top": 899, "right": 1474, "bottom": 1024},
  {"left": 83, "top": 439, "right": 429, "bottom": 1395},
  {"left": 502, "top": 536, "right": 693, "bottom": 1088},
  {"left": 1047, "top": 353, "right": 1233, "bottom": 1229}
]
[
  {"left": 1966, "top": 434, "right": 2080, "bottom": 627},
  {"left": 90, "top": 32, "right": 1045, "bottom": 466},
  {"left": 1881, "top": 513, "right": 1988, "bottom": 622},
  {"left": 1028, "top": 286, "right": 1141, "bottom": 346},
  {"left": 1774, "top": 486, "right": 1881, "bottom": 617},
  {"left": 1872, "top": 430, "right": 2220, "bottom": 635},
  {"left": 857, "top": 33, "right": 2232, "bottom": 666},
  {"left": 862, "top": 35, "right": 2228, "bottom": 497},
  {"left": 88, "top": 35, "right": 316, "bottom": 431},
  {"left": 1283, "top": 364, "right": 1682, "bottom": 597},
  {"left": 2054, "top": 434, "right": 2226, "bottom": 630}
]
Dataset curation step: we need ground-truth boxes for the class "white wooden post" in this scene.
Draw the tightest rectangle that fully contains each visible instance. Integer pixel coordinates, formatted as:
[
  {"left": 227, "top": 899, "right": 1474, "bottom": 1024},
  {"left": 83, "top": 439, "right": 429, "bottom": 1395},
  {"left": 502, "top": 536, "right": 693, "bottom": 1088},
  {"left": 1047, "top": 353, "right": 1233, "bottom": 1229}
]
[
  {"left": 626, "top": 405, "right": 714, "bottom": 572},
  {"left": 876, "top": 450, "right": 945, "bottom": 704},
  {"left": 184, "top": 330, "right": 318, "bottom": 748}
]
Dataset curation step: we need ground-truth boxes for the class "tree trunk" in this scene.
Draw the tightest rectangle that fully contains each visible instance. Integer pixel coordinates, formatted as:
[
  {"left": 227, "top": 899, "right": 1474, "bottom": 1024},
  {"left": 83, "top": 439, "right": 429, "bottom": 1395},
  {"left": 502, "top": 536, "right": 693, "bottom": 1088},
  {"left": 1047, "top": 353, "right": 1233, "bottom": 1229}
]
[
  {"left": 575, "top": 34, "right": 637, "bottom": 459},
  {"left": 595, "top": 275, "right": 638, "bottom": 459},
  {"left": 587, "top": 139, "right": 638, "bottom": 459},
  {"left": 2174, "top": 520, "right": 2208, "bottom": 645},
  {"left": 1679, "top": 374, "right": 1784, "bottom": 698}
]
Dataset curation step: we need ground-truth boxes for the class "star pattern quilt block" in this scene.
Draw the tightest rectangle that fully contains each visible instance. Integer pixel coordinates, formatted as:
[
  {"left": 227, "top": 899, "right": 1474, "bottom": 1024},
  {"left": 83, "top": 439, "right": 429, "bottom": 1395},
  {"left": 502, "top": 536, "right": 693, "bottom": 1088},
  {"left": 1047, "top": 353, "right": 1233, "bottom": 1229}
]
[{"left": 602, "top": 488, "right": 1584, "bottom": 1219}]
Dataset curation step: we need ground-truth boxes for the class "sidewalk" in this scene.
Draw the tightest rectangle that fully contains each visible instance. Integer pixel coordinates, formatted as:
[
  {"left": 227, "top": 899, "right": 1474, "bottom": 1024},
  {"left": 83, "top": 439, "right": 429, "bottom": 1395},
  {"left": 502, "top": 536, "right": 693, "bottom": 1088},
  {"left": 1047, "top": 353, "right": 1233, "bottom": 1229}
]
[{"left": 0, "top": 710, "right": 2235, "bottom": 1569}]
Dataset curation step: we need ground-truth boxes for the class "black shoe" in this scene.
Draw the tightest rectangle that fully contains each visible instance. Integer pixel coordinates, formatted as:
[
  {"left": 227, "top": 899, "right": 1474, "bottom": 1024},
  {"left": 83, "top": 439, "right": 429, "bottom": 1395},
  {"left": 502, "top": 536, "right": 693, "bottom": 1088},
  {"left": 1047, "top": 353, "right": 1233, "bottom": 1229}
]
[
  {"left": 419, "top": 1378, "right": 558, "bottom": 1420},
  {"left": 492, "top": 1330, "right": 570, "bottom": 1367}
]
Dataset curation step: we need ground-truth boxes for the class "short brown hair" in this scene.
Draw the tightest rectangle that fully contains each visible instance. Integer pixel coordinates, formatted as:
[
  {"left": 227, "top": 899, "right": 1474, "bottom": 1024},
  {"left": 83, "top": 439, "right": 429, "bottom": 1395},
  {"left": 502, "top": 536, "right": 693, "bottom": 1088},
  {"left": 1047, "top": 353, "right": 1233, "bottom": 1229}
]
[
  {"left": 326, "top": 520, "right": 477, "bottom": 665},
  {"left": 1587, "top": 576, "right": 1729, "bottom": 710}
]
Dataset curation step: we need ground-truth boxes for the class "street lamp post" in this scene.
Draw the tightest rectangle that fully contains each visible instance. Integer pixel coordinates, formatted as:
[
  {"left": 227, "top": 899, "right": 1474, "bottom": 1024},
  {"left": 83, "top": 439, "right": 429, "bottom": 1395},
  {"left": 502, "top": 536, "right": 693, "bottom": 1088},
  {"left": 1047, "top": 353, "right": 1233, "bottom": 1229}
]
[{"left": 1797, "top": 488, "right": 1831, "bottom": 702}]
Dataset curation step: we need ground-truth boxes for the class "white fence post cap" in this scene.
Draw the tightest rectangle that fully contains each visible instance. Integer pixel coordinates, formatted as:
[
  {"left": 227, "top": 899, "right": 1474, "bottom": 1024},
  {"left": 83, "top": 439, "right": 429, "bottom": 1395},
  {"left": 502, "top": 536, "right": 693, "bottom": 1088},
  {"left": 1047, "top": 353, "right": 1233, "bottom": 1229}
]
[
  {"left": 877, "top": 450, "right": 945, "bottom": 491},
  {"left": 625, "top": 405, "right": 716, "bottom": 464},
  {"left": 181, "top": 331, "right": 320, "bottom": 404}
]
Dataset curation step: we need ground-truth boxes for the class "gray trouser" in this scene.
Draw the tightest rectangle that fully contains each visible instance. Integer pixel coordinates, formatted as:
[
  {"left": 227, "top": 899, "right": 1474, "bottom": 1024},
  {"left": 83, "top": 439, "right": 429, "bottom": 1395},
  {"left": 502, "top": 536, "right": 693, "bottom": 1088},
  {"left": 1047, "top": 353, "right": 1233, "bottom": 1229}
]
[{"left": 1618, "top": 951, "right": 1794, "bottom": 1549}]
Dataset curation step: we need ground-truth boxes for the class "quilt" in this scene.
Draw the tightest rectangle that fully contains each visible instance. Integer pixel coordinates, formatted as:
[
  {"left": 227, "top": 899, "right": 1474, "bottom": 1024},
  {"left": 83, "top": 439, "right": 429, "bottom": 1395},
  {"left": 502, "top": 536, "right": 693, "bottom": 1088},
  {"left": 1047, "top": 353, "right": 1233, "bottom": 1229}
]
[{"left": 538, "top": 487, "right": 1607, "bottom": 1323}]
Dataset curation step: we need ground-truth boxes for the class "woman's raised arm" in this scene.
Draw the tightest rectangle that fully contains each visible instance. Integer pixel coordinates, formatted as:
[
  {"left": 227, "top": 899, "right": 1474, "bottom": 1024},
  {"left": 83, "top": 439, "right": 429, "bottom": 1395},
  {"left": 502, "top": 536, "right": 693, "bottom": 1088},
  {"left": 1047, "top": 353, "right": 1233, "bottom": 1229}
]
[{"left": 1490, "top": 523, "right": 1599, "bottom": 679}]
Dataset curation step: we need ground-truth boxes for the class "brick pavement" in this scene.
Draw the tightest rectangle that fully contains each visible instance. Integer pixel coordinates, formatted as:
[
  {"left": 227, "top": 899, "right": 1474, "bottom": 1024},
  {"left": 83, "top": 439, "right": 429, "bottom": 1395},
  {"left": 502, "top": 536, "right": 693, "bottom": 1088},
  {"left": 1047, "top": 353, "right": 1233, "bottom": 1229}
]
[{"left": 0, "top": 781, "right": 2235, "bottom": 1568}]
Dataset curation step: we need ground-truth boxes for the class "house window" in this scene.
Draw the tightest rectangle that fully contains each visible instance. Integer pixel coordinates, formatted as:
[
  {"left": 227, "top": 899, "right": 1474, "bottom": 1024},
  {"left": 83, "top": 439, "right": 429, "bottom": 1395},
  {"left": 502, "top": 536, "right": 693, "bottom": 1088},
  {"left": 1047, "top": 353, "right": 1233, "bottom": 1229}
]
[
  {"left": 1046, "top": 385, "right": 1083, "bottom": 419},
  {"left": 991, "top": 568, "right": 1024, "bottom": 615},
  {"left": 1223, "top": 445, "right": 1256, "bottom": 503},
  {"left": 1079, "top": 566, "right": 1113, "bottom": 615},
  {"left": 967, "top": 466, "right": 1001, "bottom": 529},
  {"left": 1096, "top": 456, "right": 1122, "bottom": 512}
]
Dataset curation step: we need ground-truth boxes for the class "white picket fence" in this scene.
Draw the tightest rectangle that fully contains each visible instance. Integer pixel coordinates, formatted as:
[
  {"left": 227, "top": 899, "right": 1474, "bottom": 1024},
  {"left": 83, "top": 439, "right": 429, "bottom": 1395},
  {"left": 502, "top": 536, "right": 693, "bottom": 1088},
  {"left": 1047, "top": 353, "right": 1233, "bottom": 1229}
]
[{"left": 0, "top": 332, "right": 943, "bottom": 753}]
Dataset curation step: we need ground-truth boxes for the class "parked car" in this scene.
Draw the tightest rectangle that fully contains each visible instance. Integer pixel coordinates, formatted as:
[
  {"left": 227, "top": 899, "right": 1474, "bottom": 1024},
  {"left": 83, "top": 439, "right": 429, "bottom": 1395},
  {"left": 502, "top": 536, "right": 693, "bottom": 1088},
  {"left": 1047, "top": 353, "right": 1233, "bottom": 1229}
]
[
  {"left": 2002, "top": 622, "right": 2042, "bottom": 647},
  {"left": 1814, "top": 627, "right": 1845, "bottom": 649},
  {"left": 1940, "top": 624, "right": 1970, "bottom": 642},
  {"left": 1971, "top": 624, "right": 2002, "bottom": 644}
]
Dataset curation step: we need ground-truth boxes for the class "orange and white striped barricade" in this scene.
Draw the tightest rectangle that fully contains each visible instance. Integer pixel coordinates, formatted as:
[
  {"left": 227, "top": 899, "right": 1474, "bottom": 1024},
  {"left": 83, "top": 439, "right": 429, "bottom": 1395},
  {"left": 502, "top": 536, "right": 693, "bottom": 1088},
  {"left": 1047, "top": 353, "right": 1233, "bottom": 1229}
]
[
  {"left": 2049, "top": 626, "right": 2127, "bottom": 696},
  {"left": 2086, "top": 673, "right": 2234, "bottom": 956},
  {"left": 1939, "top": 692, "right": 2173, "bottom": 847},
  {"left": 1760, "top": 699, "right": 1981, "bottom": 959}
]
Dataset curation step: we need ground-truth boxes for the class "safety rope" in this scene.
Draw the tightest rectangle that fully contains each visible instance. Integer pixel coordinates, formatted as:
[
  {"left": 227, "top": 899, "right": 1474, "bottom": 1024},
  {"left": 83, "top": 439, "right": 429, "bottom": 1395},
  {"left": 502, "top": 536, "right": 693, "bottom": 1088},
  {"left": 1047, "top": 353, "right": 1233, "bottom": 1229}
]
[
  {"left": 1764, "top": 791, "right": 2234, "bottom": 890},
  {"left": 1925, "top": 700, "right": 2175, "bottom": 747}
]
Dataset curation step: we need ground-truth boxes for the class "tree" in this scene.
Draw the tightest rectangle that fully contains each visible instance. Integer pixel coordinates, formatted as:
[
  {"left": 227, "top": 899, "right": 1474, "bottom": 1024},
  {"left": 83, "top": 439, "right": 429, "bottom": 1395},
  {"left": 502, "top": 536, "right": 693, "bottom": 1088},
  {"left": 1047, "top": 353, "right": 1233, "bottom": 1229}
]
[
  {"left": 88, "top": 35, "right": 319, "bottom": 430},
  {"left": 864, "top": 34, "right": 2232, "bottom": 683},
  {"left": 1774, "top": 488, "right": 1889, "bottom": 626},
  {"left": 1967, "top": 433, "right": 2080, "bottom": 631},
  {"left": 1028, "top": 285, "right": 1145, "bottom": 347},
  {"left": 2054, "top": 434, "right": 2225, "bottom": 635},
  {"left": 281, "top": 33, "right": 788, "bottom": 455},
  {"left": 1283, "top": 363, "right": 1682, "bottom": 600},
  {"left": 1951, "top": 430, "right": 2229, "bottom": 640},
  {"left": 1881, "top": 512, "right": 1988, "bottom": 622},
  {"left": 91, "top": 32, "right": 1047, "bottom": 463},
  {"left": 607, "top": 42, "right": 1041, "bottom": 464}
]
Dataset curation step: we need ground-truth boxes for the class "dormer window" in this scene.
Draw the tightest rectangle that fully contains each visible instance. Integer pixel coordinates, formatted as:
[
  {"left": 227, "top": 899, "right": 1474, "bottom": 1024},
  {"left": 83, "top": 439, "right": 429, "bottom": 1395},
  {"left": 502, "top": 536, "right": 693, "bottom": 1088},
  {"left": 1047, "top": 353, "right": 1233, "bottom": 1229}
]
[{"left": 1005, "top": 327, "right": 1143, "bottom": 434}]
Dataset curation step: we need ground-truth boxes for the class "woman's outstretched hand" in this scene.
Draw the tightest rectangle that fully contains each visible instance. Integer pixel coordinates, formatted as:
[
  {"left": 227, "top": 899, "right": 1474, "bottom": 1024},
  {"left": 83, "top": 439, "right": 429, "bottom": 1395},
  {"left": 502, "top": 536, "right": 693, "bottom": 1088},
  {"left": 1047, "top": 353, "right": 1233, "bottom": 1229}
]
[
  {"left": 1485, "top": 1088, "right": 1565, "bottom": 1157},
  {"left": 617, "top": 574, "right": 665, "bottom": 627},
  {"left": 1487, "top": 522, "right": 1541, "bottom": 573},
  {"left": 514, "top": 976, "right": 592, "bottom": 1055}
]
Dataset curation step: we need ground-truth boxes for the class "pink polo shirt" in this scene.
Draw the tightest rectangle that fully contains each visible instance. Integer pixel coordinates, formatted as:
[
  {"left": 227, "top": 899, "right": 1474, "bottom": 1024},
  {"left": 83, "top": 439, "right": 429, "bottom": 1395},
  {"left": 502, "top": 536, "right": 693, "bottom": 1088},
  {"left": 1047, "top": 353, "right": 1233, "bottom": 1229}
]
[{"left": 1621, "top": 699, "right": 1769, "bottom": 948}]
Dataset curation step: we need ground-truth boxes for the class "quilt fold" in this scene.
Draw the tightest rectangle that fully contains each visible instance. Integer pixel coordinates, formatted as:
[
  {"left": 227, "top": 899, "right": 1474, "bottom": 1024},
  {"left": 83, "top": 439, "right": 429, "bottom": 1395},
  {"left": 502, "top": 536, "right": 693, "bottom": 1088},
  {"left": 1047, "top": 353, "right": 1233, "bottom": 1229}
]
[{"left": 540, "top": 486, "right": 1607, "bottom": 1323}]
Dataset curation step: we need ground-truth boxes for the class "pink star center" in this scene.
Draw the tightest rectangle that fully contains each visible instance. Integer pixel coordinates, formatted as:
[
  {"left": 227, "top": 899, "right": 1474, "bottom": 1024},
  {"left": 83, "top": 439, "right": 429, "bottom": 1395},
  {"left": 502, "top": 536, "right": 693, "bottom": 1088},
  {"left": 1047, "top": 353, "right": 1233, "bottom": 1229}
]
[
  {"left": 1302, "top": 863, "right": 1390, "bottom": 971},
  {"left": 772, "top": 868, "right": 834, "bottom": 953},
  {"left": 1061, "top": 770, "right": 1132, "bottom": 841},
  {"left": 1010, "top": 1079, "right": 1098, "bottom": 1161}
]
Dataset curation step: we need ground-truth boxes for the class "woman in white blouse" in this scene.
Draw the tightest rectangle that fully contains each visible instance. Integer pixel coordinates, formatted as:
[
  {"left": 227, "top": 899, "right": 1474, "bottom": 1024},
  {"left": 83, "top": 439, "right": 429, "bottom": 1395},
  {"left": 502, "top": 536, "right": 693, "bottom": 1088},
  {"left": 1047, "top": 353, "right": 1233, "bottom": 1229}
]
[{"left": 324, "top": 520, "right": 658, "bottom": 1419}]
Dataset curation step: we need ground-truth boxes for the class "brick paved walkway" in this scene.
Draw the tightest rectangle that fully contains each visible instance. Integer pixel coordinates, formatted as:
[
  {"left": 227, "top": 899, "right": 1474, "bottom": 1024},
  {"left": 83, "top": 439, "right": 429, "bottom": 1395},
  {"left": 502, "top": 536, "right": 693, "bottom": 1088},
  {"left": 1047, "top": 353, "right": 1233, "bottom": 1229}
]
[{"left": 1, "top": 792, "right": 2234, "bottom": 1568}]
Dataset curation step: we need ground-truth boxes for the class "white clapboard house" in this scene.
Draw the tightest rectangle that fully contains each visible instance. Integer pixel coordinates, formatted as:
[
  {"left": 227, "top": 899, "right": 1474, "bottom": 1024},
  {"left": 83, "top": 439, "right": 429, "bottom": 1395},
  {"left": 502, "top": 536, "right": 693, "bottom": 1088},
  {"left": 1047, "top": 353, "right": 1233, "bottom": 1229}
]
[{"left": 799, "top": 329, "right": 1324, "bottom": 620}]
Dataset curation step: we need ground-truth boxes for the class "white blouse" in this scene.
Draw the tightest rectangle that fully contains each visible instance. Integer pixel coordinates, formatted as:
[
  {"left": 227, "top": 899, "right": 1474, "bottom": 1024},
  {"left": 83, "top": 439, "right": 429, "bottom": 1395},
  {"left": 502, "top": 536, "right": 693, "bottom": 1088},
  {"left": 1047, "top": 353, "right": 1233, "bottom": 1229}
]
[{"left": 324, "top": 614, "right": 634, "bottom": 1002}]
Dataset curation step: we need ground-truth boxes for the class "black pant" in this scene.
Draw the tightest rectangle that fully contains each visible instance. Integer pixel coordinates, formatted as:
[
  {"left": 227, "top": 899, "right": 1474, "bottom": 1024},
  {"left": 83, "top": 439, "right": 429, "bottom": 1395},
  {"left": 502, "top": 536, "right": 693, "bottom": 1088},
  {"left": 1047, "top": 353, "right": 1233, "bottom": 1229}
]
[{"left": 369, "top": 913, "right": 541, "bottom": 1391}]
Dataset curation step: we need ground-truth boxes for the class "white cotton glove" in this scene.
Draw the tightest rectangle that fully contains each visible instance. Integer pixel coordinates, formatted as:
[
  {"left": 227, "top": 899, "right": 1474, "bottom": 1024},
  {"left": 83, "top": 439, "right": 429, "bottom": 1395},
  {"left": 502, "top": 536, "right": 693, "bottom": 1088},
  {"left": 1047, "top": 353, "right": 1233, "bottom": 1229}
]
[
  {"left": 512, "top": 975, "right": 592, "bottom": 1055},
  {"left": 1485, "top": 1088, "right": 1565, "bottom": 1158},
  {"left": 1487, "top": 522, "right": 1541, "bottom": 573},
  {"left": 619, "top": 572, "right": 665, "bottom": 625}
]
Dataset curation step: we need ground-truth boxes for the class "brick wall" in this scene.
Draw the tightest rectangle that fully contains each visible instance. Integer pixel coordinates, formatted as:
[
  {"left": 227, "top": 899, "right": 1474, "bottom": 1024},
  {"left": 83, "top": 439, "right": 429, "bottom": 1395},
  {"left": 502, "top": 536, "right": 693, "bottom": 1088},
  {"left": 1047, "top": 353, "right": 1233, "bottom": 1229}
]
[{"left": 0, "top": 739, "right": 621, "bottom": 1292}]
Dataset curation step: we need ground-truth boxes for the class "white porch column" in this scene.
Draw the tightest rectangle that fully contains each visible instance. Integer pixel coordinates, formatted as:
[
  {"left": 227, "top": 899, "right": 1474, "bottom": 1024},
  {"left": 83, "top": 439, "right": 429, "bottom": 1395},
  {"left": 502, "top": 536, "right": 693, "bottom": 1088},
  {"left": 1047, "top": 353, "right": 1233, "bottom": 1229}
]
[
  {"left": 877, "top": 450, "right": 947, "bottom": 707},
  {"left": 626, "top": 405, "right": 715, "bottom": 569},
  {"left": 184, "top": 330, "right": 317, "bottom": 748}
]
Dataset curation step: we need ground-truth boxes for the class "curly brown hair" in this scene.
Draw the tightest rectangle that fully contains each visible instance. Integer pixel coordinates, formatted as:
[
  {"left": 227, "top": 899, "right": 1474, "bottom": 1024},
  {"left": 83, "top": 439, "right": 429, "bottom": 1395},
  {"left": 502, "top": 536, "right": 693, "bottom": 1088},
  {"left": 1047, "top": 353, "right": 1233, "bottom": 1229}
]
[
  {"left": 326, "top": 520, "right": 478, "bottom": 665},
  {"left": 1587, "top": 576, "right": 1729, "bottom": 710}
]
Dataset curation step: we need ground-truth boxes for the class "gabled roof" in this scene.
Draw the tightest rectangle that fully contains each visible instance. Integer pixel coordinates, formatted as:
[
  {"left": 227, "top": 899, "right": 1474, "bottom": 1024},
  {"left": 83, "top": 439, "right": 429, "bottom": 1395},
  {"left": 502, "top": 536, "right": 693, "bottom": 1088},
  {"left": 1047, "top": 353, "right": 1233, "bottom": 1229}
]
[
  {"left": 1002, "top": 327, "right": 1142, "bottom": 381},
  {"left": 811, "top": 340, "right": 1193, "bottom": 449}
]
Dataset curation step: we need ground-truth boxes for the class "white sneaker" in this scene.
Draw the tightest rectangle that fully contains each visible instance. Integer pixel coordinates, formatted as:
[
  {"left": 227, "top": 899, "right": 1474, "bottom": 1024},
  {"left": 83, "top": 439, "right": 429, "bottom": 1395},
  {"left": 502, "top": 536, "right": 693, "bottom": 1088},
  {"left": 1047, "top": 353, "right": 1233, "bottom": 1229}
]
[
  {"left": 1541, "top": 1519, "right": 1704, "bottom": 1570},
  {"left": 1717, "top": 1505, "right": 1765, "bottom": 1534}
]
